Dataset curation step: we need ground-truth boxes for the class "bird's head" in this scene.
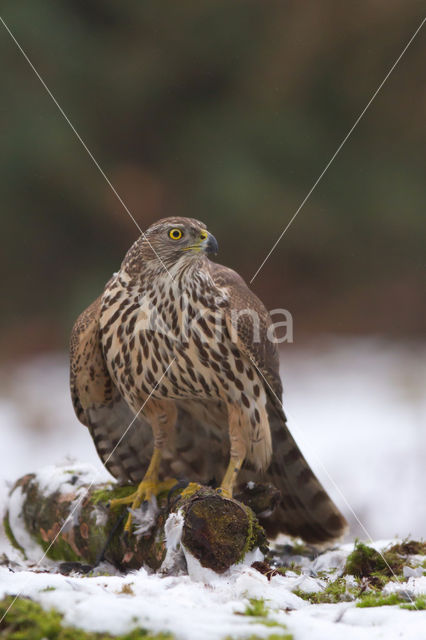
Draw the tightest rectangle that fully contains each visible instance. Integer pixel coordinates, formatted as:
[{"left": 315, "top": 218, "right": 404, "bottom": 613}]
[{"left": 138, "top": 217, "right": 218, "bottom": 268}]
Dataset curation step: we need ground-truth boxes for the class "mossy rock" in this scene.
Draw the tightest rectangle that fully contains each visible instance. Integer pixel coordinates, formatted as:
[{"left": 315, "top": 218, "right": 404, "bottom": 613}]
[
  {"left": 174, "top": 486, "right": 267, "bottom": 573},
  {"left": 6, "top": 471, "right": 269, "bottom": 575}
]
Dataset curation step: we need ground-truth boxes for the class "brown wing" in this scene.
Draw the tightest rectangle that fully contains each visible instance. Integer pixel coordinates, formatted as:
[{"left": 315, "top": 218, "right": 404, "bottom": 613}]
[
  {"left": 70, "top": 295, "right": 229, "bottom": 487},
  {"left": 211, "top": 262, "right": 348, "bottom": 544},
  {"left": 211, "top": 263, "right": 283, "bottom": 401},
  {"left": 70, "top": 295, "right": 155, "bottom": 483}
]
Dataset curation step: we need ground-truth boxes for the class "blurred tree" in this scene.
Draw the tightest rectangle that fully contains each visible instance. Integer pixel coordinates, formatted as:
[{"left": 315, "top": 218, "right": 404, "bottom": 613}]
[{"left": 0, "top": 0, "right": 424, "bottom": 357}]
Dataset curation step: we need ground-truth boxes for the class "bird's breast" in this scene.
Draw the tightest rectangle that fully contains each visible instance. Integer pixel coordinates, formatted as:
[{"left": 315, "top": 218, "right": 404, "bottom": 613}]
[{"left": 99, "top": 275, "right": 261, "bottom": 412}]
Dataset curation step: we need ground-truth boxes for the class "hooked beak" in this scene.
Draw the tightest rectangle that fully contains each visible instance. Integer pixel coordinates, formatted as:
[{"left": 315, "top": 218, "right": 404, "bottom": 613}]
[{"left": 203, "top": 232, "right": 219, "bottom": 256}]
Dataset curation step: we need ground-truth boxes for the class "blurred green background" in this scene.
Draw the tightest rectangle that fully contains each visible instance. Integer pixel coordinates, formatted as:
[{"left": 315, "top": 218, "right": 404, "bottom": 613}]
[{"left": 0, "top": 1, "right": 425, "bottom": 359}]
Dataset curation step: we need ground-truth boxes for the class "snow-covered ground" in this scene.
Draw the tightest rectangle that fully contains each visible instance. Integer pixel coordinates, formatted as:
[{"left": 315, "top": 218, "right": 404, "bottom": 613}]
[
  {"left": 1, "top": 548, "right": 426, "bottom": 640},
  {"left": 1, "top": 466, "right": 426, "bottom": 640},
  {"left": 0, "top": 338, "right": 425, "bottom": 639},
  {"left": 1, "top": 463, "right": 426, "bottom": 640}
]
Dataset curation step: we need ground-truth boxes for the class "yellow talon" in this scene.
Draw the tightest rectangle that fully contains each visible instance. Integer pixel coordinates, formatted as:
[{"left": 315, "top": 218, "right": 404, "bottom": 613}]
[
  {"left": 109, "top": 487, "right": 151, "bottom": 509},
  {"left": 109, "top": 477, "right": 178, "bottom": 510},
  {"left": 124, "top": 482, "right": 153, "bottom": 534},
  {"left": 109, "top": 477, "right": 179, "bottom": 535},
  {"left": 108, "top": 449, "right": 179, "bottom": 535}
]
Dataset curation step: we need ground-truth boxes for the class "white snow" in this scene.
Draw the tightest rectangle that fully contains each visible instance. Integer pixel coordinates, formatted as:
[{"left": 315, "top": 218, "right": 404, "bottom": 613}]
[
  {"left": 6, "top": 485, "right": 48, "bottom": 564},
  {"left": 1, "top": 464, "right": 426, "bottom": 640},
  {"left": 0, "top": 548, "right": 426, "bottom": 640},
  {"left": 0, "top": 565, "right": 302, "bottom": 639},
  {"left": 34, "top": 462, "right": 111, "bottom": 496},
  {"left": 384, "top": 576, "right": 426, "bottom": 599}
]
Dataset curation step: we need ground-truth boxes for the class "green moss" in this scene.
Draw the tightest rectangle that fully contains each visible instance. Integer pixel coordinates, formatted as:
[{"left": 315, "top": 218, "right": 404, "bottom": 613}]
[
  {"left": 234, "top": 598, "right": 292, "bottom": 639},
  {"left": 342, "top": 541, "right": 426, "bottom": 610},
  {"left": 2, "top": 512, "right": 26, "bottom": 557},
  {"left": 291, "top": 589, "right": 310, "bottom": 602},
  {"left": 344, "top": 541, "right": 405, "bottom": 587},
  {"left": 356, "top": 592, "right": 407, "bottom": 608},
  {"left": 280, "top": 563, "right": 302, "bottom": 576},
  {"left": 293, "top": 577, "right": 355, "bottom": 604},
  {"left": 387, "top": 540, "right": 426, "bottom": 556},
  {"left": 238, "top": 507, "right": 255, "bottom": 561},
  {"left": 35, "top": 531, "right": 82, "bottom": 563},
  {"left": 238, "top": 504, "right": 268, "bottom": 562},
  {"left": 400, "top": 595, "right": 426, "bottom": 610},
  {"left": 345, "top": 541, "right": 388, "bottom": 575},
  {"left": 0, "top": 596, "right": 174, "bottom": 639},
  {"left": 91, "top": 484, "right": 137, "bottom": 506},
  {"left": 244, "top": 598, "right": 270, "bottom": 617}
]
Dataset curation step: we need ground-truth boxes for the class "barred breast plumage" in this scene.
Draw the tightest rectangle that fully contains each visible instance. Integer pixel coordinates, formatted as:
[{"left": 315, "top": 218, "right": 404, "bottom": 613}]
[{"left": 99, "top": 258, "right": 272, "bottom": 470}]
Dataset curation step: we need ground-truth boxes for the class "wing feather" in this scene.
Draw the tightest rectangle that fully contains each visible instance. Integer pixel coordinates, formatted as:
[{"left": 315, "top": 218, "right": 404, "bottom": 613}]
[
  {"left": 210, "top": 262, "right": 348, "bottom": 543},
  {"left": 70, "top": 296, "right": 152, "bottom": 483}
]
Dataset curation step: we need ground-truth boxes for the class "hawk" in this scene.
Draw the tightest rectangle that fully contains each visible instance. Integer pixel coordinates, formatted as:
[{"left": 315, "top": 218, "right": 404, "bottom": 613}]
[{"left": 70, "top": 217, "right": 347, "bottom": 543}]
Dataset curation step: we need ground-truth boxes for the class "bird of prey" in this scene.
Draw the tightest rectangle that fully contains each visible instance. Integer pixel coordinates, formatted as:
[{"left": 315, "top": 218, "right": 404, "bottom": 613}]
[{"left": 70, "top": 217, "right": 347, "bottom": 543}]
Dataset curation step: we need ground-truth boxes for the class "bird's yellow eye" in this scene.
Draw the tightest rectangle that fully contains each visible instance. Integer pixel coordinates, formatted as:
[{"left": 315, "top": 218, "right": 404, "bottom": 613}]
[{"left": 169, "top": 228, "right": 183, "bottom": 240}]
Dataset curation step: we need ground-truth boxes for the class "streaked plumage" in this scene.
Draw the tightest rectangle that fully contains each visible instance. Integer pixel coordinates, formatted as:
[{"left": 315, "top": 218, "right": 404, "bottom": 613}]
[{"left": 70, "top": 216, "right": 347, "bottom": 543}]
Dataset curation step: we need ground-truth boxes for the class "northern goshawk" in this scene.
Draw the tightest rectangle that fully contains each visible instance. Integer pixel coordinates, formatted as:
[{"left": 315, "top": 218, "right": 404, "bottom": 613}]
[{"left": 70, "top": 217, "right": 347, "bottom": 543}]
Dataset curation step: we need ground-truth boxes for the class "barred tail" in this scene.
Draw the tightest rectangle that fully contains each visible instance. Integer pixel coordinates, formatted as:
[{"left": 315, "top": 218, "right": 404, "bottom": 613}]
[{"left": 259, "top": 407, "right": 348, "bottom": 544}]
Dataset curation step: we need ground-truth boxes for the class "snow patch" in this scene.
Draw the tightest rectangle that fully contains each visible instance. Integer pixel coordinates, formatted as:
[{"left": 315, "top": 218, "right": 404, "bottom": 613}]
[
  {"left": 7, "top": 486, "right": 50, "bottom": 565},
  {"left": 383, "top": 576, "right": 426, "bottom": 598},
  {"left": 35, "top": 462, "right": 110, "bottom": 497}
]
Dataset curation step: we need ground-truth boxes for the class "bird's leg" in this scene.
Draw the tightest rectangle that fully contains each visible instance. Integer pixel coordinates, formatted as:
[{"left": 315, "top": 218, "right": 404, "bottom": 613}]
[
  {"left": 218, "top": 403, "right": 247, "bottom": 499},
  {"left": 218, "top": 456, "right": 244, "bottom": 498},
  {"left": 109, "top": 400, "right": 177, "bottom": 535},
  {"left": 109, "top": 448, "right": 165, "bottom": 535}
]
